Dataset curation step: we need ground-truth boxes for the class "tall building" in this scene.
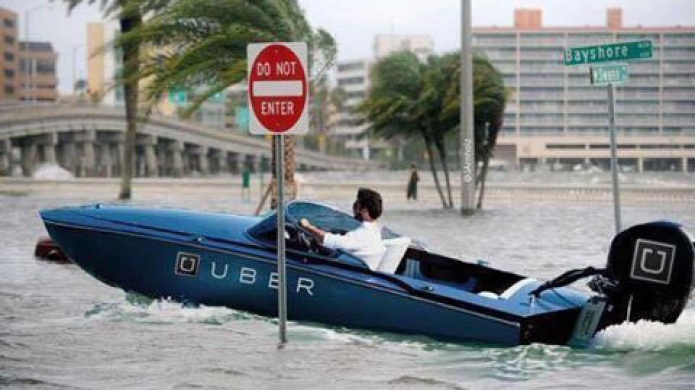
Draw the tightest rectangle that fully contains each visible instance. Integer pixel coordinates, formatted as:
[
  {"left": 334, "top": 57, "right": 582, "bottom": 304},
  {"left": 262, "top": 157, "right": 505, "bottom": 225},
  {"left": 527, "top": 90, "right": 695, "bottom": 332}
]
[
  {"left": 334, "top": 58, "right": 372, "bottom": 158},
  {"left": 0, "top": 8, "right": 19, "bottom": 101},
  {"left": 476, "top": 8, "right": 695, "bottom": 172},
  {"left": 1, "top": 7, "right": 58, "bottom": 103},
  {"left": 374, "top": 34, "right": 434, "bottom": 62},
  {"left": 334, "top": 35, "right": 435, "bottom": 159},
  {"left": 18, "top": 41, "right": 58, "bottom": 102}
]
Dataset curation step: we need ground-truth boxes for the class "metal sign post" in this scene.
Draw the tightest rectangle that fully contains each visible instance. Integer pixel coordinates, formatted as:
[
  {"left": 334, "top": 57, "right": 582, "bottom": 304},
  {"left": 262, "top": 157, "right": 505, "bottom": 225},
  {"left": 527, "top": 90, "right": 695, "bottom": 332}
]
[
  {"left": 607, "top": 84, "right": 622, "bottom": 233},
  {"left": 248, "top": 42, "right": 309, "bottom": 345},
  {"left": 565, "top": 40, "right": 652, "bottom": 234},
  {"left": 590, "top": 64, "right": 628, "bottom": 234},
  {"left": 275, "top": 134, "right": 287, "bottom": 343}
]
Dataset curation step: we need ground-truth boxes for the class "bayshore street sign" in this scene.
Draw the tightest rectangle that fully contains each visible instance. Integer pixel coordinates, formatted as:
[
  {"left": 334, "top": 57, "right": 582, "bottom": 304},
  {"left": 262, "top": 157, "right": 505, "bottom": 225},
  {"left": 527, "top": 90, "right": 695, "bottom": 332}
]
[
  {"left": 591, "top": 64, "right": 629, "bottom": 86},
  {"left": 564, "top": 40, "right": 653, "bottom": 66},
  {"left": 247, "top": 42, "right": 309, "bottom": 135}
]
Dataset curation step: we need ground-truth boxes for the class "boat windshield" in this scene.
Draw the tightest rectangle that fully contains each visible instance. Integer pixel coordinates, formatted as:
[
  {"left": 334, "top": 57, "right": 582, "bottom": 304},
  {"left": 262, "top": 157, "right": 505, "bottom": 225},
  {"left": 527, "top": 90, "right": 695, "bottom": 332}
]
[{"left": 247, "top": 201, "right": 400, "bottom": 240}]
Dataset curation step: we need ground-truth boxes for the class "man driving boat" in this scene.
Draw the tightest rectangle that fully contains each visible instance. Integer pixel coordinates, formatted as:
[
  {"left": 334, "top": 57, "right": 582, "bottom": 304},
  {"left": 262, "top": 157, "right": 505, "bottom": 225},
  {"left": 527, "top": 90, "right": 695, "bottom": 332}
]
[{"left": 301, "top": 188, "right": 386, "bottom": 269}]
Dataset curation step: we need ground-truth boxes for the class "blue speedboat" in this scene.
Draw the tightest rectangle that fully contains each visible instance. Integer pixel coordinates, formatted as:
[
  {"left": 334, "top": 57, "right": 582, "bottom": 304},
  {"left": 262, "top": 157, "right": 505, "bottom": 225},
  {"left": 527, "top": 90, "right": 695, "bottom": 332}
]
[{"left": 40, "top": 201, "right": 694, "bottom": 346}]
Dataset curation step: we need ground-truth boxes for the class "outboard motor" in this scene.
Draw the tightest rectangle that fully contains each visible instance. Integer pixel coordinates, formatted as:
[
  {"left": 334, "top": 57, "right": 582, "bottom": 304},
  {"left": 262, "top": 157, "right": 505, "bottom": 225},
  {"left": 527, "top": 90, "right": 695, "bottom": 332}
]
[{"left": 594, "top": 221, "right": 695, "bottom": 327}]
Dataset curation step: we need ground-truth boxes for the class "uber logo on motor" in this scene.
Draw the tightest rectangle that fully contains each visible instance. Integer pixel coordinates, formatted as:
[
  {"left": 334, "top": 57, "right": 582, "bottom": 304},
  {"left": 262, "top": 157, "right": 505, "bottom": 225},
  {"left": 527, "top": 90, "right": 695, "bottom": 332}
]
[
  {"left": 175, "top": 252, "right": 200, "bottom": 277},
  {"left": 630, "top": 239, "right": 676, "bottom": 285}
]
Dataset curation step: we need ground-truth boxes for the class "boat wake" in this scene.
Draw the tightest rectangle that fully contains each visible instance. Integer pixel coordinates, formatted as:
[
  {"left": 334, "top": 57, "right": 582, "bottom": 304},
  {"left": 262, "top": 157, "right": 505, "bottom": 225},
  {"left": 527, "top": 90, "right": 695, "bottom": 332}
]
[
  {"left": 84, "top": 294, "right": 266, "bottom": 325},
  {"left": 591, "top": 308, "right": 695, "bottom": 352}
]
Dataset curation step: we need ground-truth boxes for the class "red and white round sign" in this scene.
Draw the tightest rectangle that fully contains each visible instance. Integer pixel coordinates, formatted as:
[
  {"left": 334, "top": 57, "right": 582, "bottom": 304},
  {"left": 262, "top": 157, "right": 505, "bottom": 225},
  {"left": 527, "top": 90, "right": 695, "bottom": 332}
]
[{"left": 247, "top": 42, "right": 308, "bottom": 135}]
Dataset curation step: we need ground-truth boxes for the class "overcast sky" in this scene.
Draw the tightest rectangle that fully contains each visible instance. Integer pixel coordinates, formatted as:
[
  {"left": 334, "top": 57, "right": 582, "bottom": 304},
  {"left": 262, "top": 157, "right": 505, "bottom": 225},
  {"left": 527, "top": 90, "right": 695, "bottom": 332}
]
[{"left": 1, "top": 0, "right": 694, "bottom": 93}]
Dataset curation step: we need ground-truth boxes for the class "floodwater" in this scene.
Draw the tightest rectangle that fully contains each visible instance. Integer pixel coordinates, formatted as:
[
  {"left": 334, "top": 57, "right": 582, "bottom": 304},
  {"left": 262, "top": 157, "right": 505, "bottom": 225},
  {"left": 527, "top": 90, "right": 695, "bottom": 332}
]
[{"left": 2, "top": 173, "right": 695, "bottom": 389}]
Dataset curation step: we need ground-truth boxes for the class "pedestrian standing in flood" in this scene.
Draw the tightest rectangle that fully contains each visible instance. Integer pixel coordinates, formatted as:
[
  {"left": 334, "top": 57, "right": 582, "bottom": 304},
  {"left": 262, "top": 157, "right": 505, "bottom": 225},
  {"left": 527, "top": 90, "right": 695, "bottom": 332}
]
[{"left": 407, "top": 163, "right": 419, "bottom": 201}]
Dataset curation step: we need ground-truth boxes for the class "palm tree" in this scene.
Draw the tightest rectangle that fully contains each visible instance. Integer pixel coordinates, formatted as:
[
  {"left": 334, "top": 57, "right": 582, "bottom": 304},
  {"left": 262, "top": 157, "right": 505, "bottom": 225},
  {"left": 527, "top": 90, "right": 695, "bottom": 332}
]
[
  {"left": 442, "top": 54, "right": 508, "bottom": 209},
  {"left": 361, "top": 51, "right": 507, "bottom": 209},
  {"left": 418, "top": 53, "right": 460, "bottom": 208},
  {"left": 119, "top": 0, "right": 335, "bottom": 206},
  {"left": 358, "top": 51, "right": 449, "bottom": 208}
]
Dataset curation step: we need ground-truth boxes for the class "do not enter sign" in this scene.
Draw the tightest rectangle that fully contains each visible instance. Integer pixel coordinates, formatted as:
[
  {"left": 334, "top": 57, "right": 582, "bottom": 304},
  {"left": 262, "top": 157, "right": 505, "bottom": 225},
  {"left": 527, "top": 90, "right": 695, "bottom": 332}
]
[{"left": 247, "top": 42, "right": 309, "bottom": 135}]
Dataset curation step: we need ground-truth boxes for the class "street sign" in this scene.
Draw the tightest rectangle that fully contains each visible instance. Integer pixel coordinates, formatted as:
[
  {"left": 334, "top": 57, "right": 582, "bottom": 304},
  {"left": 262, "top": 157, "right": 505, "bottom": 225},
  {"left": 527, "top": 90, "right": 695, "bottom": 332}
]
[
  {"left": 247, "top": 42, "right": 309, "bottom": 135},
  {"left": 564, "top": 40, "right": 652, "bottom": 66},
  {"left": 591, "top": 64, "right": 629, "bottom": 86},
  {"left": 168, "top": 87, "right": 187, "bottom": 105}
]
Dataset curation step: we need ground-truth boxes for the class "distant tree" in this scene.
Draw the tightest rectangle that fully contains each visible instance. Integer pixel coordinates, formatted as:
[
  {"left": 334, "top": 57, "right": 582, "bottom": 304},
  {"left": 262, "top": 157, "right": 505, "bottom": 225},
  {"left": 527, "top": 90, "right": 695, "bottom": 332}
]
[
  {"left": 360, "top": 51, "right": 507, "bottom": 209},
  {"left": 358, "top": 51, "right": 449, "bottom": 208},
  {"left": 442, "top": 55, "right": 508, "bottom": 209}
]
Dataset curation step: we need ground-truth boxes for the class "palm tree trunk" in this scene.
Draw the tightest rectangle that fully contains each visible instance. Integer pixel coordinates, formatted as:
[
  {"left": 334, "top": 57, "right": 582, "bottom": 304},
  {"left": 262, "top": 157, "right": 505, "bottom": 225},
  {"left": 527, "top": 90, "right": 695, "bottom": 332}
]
[
  {"left": 284, "top": 135, "right": 297, "bottom": 200},
  {"left": 434, "top": 137, "right": 454, "bottom": 209},
  {"left": 270, "top": 135, "right": 297, "bottom": 209},
  {"left": 117, "top": 9, "right": 142, "bottom": 200},
  {"left": 476, "top": 122, "right": 500, "bottom": 209},
  {"left": 423, "top": 134, "right": 447, "bottom": 208},
  {"left": 476, "top": 154, "right": 490, "bottom": 209}
]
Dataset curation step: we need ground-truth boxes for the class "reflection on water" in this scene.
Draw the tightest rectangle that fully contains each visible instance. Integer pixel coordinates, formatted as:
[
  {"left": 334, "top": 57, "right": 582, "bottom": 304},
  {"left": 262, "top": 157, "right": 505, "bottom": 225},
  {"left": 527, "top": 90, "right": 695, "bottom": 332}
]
[{"left": 1, "top": 182, "right": 695, "bottom": 389}]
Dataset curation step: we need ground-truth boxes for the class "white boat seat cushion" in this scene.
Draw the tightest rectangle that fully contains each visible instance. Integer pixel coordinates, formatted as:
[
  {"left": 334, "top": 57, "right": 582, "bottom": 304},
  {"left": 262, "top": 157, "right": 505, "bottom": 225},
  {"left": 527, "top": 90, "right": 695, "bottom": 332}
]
[
  {"left": 377, "top": 237, "right": 412, "bottom": 274},
  {"left": 478, "top": 278, "right": 537, "bottom": 300}
]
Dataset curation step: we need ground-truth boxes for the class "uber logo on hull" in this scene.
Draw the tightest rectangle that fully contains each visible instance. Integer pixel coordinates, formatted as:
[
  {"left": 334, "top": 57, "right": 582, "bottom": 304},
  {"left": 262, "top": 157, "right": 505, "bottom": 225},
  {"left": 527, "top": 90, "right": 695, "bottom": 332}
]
[
  {"left": 175, "top": 252, "right": 200, "bottom": 277},
  {"left": 630, "top": 239, "right": 676, "bottom": 285}
]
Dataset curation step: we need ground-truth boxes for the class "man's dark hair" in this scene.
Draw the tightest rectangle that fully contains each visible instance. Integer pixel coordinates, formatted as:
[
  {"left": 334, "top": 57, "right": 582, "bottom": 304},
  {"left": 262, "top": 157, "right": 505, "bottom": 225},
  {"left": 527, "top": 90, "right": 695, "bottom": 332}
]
[{"left": 356, "top": 187, "right": 382, "bottom": 219}]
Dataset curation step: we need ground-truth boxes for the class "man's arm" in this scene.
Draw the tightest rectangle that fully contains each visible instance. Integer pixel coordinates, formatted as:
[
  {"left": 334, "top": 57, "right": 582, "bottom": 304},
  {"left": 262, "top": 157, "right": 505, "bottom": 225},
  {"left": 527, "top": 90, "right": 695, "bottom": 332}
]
[{"left": 301, "top": 219, "right": 326, "bottom": 244}]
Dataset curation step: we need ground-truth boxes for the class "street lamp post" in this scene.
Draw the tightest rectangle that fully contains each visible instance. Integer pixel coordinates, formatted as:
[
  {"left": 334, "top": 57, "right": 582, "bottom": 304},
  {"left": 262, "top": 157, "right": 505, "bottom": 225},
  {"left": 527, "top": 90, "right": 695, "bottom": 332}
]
[
  {"left": 23, "top": 4, "right": 52, "bottom": 104},
  {"left": 460, "top": 0, "right": 476, "bottom": 215},
  {"left": 72, "top": 44, "right": 86, "bottom": 94}
]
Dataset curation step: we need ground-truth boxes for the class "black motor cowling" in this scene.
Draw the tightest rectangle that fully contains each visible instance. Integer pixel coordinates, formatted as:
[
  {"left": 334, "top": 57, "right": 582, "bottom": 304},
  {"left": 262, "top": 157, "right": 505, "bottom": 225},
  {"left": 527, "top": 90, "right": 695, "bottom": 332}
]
[{"left": 596, "top": 221, "right": 695, "bottom": 327}]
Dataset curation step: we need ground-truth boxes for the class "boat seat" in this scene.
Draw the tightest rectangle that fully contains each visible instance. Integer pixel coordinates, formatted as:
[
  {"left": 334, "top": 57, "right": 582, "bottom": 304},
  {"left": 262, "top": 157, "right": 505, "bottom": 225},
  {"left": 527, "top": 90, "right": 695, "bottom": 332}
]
[
  {"left": 377, "top": 237, "right": 412, "bottom": 274},
  {"left": 478, "top": 278, "right": 537, "bottom": 300}
]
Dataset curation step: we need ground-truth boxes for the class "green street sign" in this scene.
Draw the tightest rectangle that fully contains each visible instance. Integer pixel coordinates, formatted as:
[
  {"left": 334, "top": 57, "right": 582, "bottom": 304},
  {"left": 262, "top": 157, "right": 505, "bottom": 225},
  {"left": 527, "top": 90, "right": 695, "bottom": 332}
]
[
  {"left": 591, "top": 64, "right": 629, "bottom": 85},
  {"left": 168, "top": 86, "right": 187, "bottom": 105},
  {"left": 564, "top": 40, "right": 652, "bottom": 66}
]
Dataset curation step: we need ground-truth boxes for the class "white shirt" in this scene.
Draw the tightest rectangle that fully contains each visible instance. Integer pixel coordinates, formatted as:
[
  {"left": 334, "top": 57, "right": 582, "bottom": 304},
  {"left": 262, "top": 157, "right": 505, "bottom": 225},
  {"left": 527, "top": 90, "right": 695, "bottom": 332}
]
[{"left": 323, "top": 221, "right": 386, "bottom": 270}]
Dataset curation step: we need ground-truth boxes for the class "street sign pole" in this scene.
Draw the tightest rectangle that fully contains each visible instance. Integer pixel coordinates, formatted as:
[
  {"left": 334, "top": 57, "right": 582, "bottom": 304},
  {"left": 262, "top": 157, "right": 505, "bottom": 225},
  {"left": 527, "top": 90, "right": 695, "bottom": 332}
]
[
  {"left": 275, "top": 134, "right": 287, "bottom": 344},
  {"left": 607, "top": 84, "right": 622, "bottom": 233},
  {"left": 461, "top": 0, "right": 476, "bottom": 215}
]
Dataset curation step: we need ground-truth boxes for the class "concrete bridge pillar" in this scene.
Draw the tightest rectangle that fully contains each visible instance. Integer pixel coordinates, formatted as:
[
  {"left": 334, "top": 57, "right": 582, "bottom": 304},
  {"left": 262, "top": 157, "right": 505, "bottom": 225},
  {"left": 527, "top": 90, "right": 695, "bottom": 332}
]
[
  {"left": 80, "top": 132, "right": 96, "bottom": 177},
  {"left": 637, "top": 158, "right": 644, "bottom": 173},
  {"left": 210, "top": 149, "right": 226, "bottom": 174},
  {"left": 100, "top": 144, "right": 113, "bottom": 177},
  {"left": 170, "top": 140, "right": 184, "bottom": 178},
  {"left": 0, "top": 139, "right": 12, "bottom": 176},
  {"left": 245, "top": 154, "right": 260, "bottom": 173},
  {"left": 21, "top": 143, "right": 37, "bottom": 177},
  {"left": 40, "top": 133, "right": 58, "bottom": 165},
  {"left": 228, "top": 152, "right": 241, "bottom": 174},
  {"left": 62, "top": 142, "right": 78, "bottom": 176},
  {"left": 683, "top": 158, "right": 688, "bottom": 173},
  {"left": 196, "top": 146, "right": 209, "bottom": 175},
  {"left": 115, "top": 143, "right": 124, "bottom": 177},
  {"left": 260, "top": 155, "right": 270, "bottom": 174},
  {"left": 144, "top": 137, "right": 158, "bottom": 177}
]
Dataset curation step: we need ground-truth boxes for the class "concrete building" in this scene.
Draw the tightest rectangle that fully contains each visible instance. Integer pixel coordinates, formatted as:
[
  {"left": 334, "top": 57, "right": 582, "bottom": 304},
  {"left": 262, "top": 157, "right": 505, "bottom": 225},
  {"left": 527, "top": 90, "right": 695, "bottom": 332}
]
[
  {"left": 1, "top": 7, "right": 58, "bottom": 103},
  {"left": 476, "top": 8, "right": 695, "bottom": 172},
  {"left": 18, "top": 41, "right": 58, "bottom": 102},
  {"left": 333, "top": 58, "right": 372, "bottom": 158},
  {"left": 374, "top": 34, "right": 434, "bottom": 61},
  {"left": 0, "top": 8, "right": 19, "bottom": 101},
  {"left": 334, "top": 35, "right": 434, "bottom": 159},
  {"left": 87, "top": 22, "right": 226, "bottom": 130}
]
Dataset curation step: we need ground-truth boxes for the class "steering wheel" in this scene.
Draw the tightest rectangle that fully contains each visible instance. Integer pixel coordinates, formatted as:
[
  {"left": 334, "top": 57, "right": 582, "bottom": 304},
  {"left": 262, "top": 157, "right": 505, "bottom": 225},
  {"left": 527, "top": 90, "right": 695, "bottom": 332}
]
[{"left": 285, "top": 222, "right": 318, "bottom": 253}]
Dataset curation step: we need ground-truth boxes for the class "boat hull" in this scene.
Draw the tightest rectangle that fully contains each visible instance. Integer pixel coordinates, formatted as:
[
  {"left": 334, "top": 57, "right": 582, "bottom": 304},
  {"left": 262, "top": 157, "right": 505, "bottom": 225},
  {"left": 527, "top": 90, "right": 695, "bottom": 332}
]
[{"left": 44, "top": 221, "right": 526, "bottom": 345}]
